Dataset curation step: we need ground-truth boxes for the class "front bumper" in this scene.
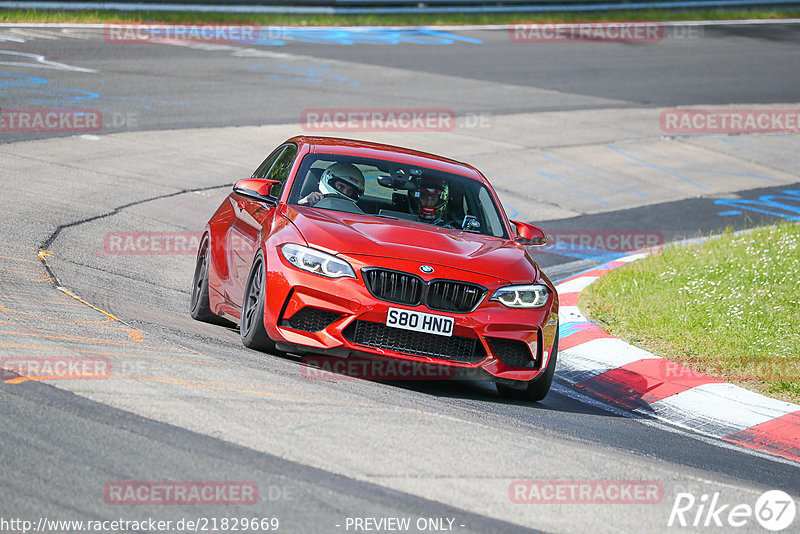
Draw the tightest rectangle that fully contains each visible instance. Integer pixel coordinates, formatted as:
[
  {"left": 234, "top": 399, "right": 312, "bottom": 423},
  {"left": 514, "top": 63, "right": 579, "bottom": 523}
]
[{"left": 262, "top": 248, "right": 559, "bottom": 382}]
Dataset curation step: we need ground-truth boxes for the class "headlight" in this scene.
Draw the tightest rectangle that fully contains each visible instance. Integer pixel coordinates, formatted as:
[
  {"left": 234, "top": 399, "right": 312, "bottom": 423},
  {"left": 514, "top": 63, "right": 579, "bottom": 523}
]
[
  {"left": 490, "top": 284, "right": 549, "bottom": 308},
  {"left": 281, "top": 244, "right": 355, "bottom": 279}
]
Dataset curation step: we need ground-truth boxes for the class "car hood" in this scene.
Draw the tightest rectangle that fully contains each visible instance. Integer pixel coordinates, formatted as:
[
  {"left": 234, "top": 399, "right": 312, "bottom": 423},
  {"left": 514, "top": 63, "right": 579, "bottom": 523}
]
[{"left": 285, "top": 206, "right": 540, "bottom": 283}]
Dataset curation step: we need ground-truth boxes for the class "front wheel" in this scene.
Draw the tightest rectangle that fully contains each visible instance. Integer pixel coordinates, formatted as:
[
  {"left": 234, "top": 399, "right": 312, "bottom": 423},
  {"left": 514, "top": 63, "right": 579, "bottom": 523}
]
[
  {"left": 240, "top": 252, "right": 276, "bottom": 352},
  {"left": 496, "top": 333, "right": 559, "bottom": 402}
]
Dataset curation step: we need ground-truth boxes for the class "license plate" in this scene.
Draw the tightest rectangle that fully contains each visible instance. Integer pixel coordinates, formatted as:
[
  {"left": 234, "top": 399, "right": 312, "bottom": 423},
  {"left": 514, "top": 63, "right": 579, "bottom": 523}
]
[{"left": 386, "top": 308, "right": 454, "bottom": 337}]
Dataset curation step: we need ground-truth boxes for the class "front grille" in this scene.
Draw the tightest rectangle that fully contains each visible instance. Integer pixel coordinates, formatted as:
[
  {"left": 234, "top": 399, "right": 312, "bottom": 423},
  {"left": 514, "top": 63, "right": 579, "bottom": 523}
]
[
  {"left": 427, "top": 280, "right": 485, "bottom": 313},
  {"left": 285, "top": 307, "right": 341, "bottom": 332},
  {"left": 362, "top": 268, "right": 485, "bottom": 313},
  {"left": 363, "top": 269, "right": 422, "bottom": 306},
  {"left": 344, "top": 320, "right": 486, "bottom": 363},
  {"left": 487, "top": 337, "right": 536, "bottom": 368}
]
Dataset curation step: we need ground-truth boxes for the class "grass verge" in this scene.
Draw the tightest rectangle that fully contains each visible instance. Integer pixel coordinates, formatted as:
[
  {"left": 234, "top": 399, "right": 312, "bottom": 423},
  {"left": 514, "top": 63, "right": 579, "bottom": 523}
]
[
  {"left": 1, "top": 8, "right": 800, "bottom": 26},
  {"left": 580, "top": 222, "right": 800, "bottom": 403}
]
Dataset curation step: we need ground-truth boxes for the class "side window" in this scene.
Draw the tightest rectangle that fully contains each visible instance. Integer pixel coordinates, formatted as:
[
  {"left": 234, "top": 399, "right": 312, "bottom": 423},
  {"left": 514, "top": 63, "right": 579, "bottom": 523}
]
[
  {"left": 477, "top": 187, "right": 504, "bottom": 238},
  {"left": 265, "top": 143, "right": 298, "bottom": 198},
  {"left": 253, "top": 146, "right": 285, "bottom": 180}
]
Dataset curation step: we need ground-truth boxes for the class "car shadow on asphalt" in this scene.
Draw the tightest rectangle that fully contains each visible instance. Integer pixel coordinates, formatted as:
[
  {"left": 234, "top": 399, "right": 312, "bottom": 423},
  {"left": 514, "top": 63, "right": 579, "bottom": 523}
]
[
  {"left": 287, "top": 350, "right": 635, "bottom": 418},
  {"left": 387, "top": 377, "right": 639, "bottom": 418}
]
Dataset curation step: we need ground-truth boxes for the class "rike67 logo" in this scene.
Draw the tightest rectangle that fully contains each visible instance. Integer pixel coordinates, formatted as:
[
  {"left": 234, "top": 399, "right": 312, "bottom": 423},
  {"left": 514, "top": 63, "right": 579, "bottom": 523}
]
[{"left": 668, "top": 490, "right": 796, "bottom": 531}]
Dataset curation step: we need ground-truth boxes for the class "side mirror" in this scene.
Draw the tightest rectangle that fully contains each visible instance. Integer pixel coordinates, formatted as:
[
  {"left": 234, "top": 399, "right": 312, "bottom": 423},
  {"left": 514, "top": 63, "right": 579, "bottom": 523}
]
[
  {"left": 511, "top": 220, "right": 547, "bottom": 246},
  {"left": 233, "top": 178, "right": 280, "bottom": 203}
]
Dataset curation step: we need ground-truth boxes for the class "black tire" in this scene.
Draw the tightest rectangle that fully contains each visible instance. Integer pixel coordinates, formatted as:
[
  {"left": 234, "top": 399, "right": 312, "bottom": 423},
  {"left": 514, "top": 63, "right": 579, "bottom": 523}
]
[
  {"left": 240, "top": 252, "right": 276, "bottom": 351},
  {"left": 190, "top": 234, "right": 225, "bottom": 324},
  {"left": 496, "top": 332, "right": 559, "bottom": 402}
]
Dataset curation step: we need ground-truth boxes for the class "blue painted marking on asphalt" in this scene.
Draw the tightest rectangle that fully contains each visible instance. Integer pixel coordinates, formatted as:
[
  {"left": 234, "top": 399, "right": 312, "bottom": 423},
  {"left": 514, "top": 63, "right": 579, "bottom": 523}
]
[
  {"left": 539, "top": 171, "right": 611, "bottom": 206},
  {"left": 558, "top": 321, "right": 597, "bottom": 339},
  {"left": 721, "top": 137, "right": 800, "bottom": 165},
  {"left": 777, "top": 133, "right": 800, "bottom": 143},
  {"left": 308, "top": 27, "right": 482, "bottom": 45},
  {"left": 1, "top": 71, "right": 189, "bottom": 114},
  {"left": 141, "top": 27, "right": 482, "bottom": 46},
  {"left": 492, "top": 171, "right": 611, "bottom": 206},
  {"left": 540, "top": 153, "right": 647, "bottom": 198},
  {"left": 539, "top": 242, "right": 626, "bottom": 262},
  {"left": 615, "top": 144, "right": 774, "bottom": 182},
  {"left": 0, "top": 71, "right": 49, "bottom": 88},
  {"left": 502, "top": 203, "right": 519, "bottom": 219},
  {"left": 607, "top": 144, "right": 708, "bottom": 191},
  {"left": 559, "top": 322, "right": 591, "bottom": 338},
  {"left": 717, "top": 210, "right": 743, "bottom": 216},
  {"left": 635, "top": 164, "right": 775, "bottom": 181},
  {"left": 23, "top": 88, "right": 104, "bottom": 107},
  {"left": 106, "top": 96, "right": 190, "bottom": 106},
  {"left": 1, "top": 73, "right": 110, "bottom": 110},
  {"left": 489, "top": 173, "right": 595, "bottom": 206},
  {"left": 713, "top": 190, "right": 800, "bottom": 221},
  {"left": 244, "top": 63, "right": 360, "bottom": 86},
  {"left": 552, "top": 255, "right": 633, "bottom": 285},
  {"left": 555, "top": 250, "right": 625, "bottom": 262}
]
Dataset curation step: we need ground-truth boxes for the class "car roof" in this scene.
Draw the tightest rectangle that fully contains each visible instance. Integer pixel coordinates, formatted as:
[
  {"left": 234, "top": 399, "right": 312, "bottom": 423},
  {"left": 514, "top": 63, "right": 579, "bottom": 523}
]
[{"left": 286, "top": 136, "right": 487, "bottom": 183}]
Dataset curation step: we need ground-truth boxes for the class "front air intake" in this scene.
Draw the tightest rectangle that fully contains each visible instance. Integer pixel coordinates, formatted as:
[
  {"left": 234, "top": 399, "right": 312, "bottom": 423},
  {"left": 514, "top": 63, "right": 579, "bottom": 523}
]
[
  {"left": 344, "top": 320, "right": 486, "bottom": 363},
  {"left": 487, "top": 337, "right": 537, "bottom": 368},
  {"left": 284, "top": 307, "right": 341, "bottom": 332}
]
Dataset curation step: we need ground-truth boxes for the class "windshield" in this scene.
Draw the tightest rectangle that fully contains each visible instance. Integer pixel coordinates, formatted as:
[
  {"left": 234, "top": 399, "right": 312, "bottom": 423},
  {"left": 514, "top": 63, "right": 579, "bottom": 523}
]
[{"left": 288, "top": 153, "right": 509, "bottom": 239}]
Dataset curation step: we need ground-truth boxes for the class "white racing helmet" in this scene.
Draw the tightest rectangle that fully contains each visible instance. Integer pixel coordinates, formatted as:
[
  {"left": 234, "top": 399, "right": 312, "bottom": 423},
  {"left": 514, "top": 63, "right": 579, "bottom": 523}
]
[{"left": 319, "top": 162, "right": 365, "bottom": 201}]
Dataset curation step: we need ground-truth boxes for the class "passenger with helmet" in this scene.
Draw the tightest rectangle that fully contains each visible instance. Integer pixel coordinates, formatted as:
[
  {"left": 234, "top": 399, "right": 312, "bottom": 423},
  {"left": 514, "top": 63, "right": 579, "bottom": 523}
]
[
  {"left": 299, "top": 162, "right": 365, "bottom": 206},
  {"left": 410, "top": 176, "right": 451, "bottom": 226}
]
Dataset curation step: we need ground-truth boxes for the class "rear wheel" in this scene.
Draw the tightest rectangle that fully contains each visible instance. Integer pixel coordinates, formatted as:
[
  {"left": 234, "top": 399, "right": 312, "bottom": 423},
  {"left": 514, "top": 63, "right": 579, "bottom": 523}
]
[
  {"left": 496, "top": 332, "right": 559, "bottom": 402},
  {"left": 190, "top": 235, "right": 225, "bottom": 324},
  {"left": 240, "top": 252, "right": 276, "bottom": 351}
]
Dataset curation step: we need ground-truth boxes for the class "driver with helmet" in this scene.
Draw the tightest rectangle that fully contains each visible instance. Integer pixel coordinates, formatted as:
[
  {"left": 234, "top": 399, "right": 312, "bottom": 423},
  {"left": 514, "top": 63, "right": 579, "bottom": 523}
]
[
  {"left": 299, "top": 162, "right": 365, "bottom": 206},
  {"left": 410, "top": 175, "right": 450, "bottom": 225}
]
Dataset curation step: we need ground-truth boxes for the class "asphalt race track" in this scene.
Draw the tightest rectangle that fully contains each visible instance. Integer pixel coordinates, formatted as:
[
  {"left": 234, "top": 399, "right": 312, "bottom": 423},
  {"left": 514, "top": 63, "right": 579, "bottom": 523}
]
[{"left": 1, "top": 21, "right": 800, "bottom": 533}]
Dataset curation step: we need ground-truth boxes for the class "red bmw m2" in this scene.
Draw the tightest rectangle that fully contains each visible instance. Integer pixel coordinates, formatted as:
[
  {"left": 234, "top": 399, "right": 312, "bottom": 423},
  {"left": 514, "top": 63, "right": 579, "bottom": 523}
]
[{"left": 190, "top": 136, "right": 559, "bottom": 400}]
